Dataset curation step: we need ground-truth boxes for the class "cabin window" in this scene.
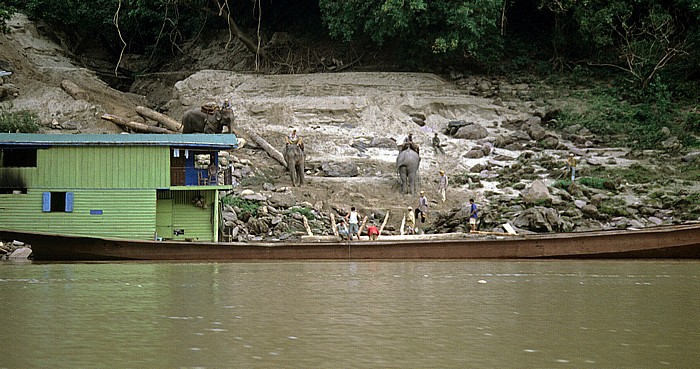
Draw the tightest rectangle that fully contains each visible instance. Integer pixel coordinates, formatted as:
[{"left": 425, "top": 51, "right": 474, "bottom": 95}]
[
  {"left": 1, "top": 149, "right": 38, "bottom": 167},
  {"left": 42, "top": 192, "right": 74, "bottom": 212},
  {"left": 0, "top": 188, "right": 27, "bottom": 194}
]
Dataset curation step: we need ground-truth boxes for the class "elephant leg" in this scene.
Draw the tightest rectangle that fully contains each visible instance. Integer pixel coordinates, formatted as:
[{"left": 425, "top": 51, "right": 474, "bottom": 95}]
[
  {"left": 297, "top": 165, "right": 305, "bottom": 185},
  {"left": 399, "top": 168, "right": 408, "bottom": 194},
  {"left": 289, "top": 163, "right": 298, "bottom": 186}
]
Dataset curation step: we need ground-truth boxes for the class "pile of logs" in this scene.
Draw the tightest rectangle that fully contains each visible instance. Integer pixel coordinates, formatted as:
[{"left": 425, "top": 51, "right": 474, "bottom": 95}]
[
  {"left": 60, "top": 78, "right": 288, "bottom": 170},
  {"left": 101, "top": 106, "right": 181, "bottom": 134}
]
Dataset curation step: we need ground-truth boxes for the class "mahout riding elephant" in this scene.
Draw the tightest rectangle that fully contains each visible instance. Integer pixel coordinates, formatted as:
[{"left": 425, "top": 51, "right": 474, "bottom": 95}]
[
  {"left": 396, "top": 146, "right": 420, "bottom": 194},
  {"left": 284, "top": 143, "right": 305, "bottom": 187},
  {"left": 182, "top": 107, "right": 234, "bottom": 133}
]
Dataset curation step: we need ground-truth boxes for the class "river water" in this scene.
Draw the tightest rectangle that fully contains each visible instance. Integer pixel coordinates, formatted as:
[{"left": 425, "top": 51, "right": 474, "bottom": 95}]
[{"left": 1, "top": 260, "right": 698, "bottom": 368}]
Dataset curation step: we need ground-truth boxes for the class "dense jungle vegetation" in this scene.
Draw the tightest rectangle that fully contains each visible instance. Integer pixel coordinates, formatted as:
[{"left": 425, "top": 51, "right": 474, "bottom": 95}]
[{"left": 1, "top": 0, "right": 699, "bottom": 149}]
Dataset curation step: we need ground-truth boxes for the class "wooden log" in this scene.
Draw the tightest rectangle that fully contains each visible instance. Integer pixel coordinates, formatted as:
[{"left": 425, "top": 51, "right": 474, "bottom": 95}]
[
  {"left": 136, "top": 106, "right": 183, "bottom": 132},
  {"left": 302, "top": 215, "right": 313, "bottom": 236},
  {"left": 503, "top": 223, "right": 517, "bottom": 235},
  {"left": 357, "top": 216, "right": 368, "bottom": 238},
  {"left": 101, "top": 114, "right": 177, "bottom": 134},
  {"left": 60, "top": 80, "right": 88, "bottom": 101},
  {"left": 330, "top": 213, "right": 339, "bottom": 237},
  {"left": 245, "top": 129, "right": 287, "bottom": 167},
  {"left": 378, "top": 212, "right": 390, "bottom": 235}
]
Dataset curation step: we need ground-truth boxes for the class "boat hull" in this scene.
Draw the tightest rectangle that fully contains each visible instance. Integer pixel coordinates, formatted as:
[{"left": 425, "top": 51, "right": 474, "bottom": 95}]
[{"left": 2, "top": 224, "right": 700, "bottom": 261}]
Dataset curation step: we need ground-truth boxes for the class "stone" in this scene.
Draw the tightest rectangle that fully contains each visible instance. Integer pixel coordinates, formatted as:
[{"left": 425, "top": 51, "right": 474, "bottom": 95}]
[
  {"left": 242, "top": 193, "right": 267, "bottom": 201},
  {"left": 321, "top": 161, "right": 359, "bottom": 177},
  {"left": 513, "top": 207, "right": 562, "bottom": 232},
  {"left": 454, "top": 124, "right": 489, "bottom": 140},
  {"left": 267, "top": 192, "right": 296, "bottom": 208},
  {"left": 368, "top": 137, "right": 397, "bottom": 148},
  {"left": 521, "top": 180, "right": 551, "bottom": 204},
  {"left": 648, "top": 216, "right": 663, "bottom": 226},
  {"left": 574, "top": 199, "right": 587, "bottom": 209},
  {"left": 581, "top": 204, "right": 599, "bottom": 218},
  {"left": 8, "top": 247, "right": 32, "bottom": 259},
  {"left": 527, "top": 123, "right": 546, "bottom": 141},
  {"left": 464, "top": 149, "right": 484, "bottom": 158}
]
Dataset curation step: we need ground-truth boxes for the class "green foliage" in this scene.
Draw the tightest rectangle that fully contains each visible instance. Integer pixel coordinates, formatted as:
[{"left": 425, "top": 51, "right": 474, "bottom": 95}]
[
  {"left": 0, "top": 4, "right": 14, "bottom": 33},
  {"left": 0, "top": 110, "right": 40, "bottom": 133},
  {"left": 598, "top": 198, "right": 630, "bottom": 217},
  {"left": 555, "top": 80, "right": 698, "bottom": 150},
  {"left": 319, "top": 0, "right": 504, "bottom": 63},
  {"left": 221, "top": 195, "right": 261, "bottom": 217}
]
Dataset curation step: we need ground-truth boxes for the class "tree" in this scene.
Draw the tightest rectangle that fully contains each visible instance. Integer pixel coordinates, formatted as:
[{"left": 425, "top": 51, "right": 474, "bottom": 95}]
[
  {"left": 319, "top": 0, "right": 504, "bottom": 64},
  {"left": 0, "top": 4, "right": 15, "bottom": 34},
  {"left": 538, "top": 0, "right": 698, "bottom": 90}
]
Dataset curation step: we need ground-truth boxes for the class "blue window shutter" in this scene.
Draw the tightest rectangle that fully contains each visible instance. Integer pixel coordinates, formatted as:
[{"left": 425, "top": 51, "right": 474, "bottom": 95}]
[
  {"left": 65, "top": 192, "right": 74, "bottom": 212},
  {"left": 42, "top": 192, "right": 51, "bottom": 212}
]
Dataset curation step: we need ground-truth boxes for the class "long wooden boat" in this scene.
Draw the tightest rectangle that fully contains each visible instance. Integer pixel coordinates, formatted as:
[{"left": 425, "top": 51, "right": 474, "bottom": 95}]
[{"left": 2, "top": 223, "right": 699, "bottom": 261}]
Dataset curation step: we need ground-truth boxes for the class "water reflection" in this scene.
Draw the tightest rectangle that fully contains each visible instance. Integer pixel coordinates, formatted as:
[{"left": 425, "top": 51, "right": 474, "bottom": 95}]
[{"left": 1, "top": 261, "right": 698, "bottom": 368}]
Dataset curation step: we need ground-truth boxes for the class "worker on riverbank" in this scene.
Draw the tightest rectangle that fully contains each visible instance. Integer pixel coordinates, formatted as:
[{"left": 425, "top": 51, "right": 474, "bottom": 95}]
[
  {"left": 468, "top": 198, "right": 478, "bottom": 232},
  {"left": 345, "top": 206, "right": 361, "bottom": 240},
  {"left": 404, "top": 206, "right": 416, "bottom": 235},
  {"left": 438, "top": 170, "right": 448, "bottom": 203},
  {"left": 366, "top": 221, "right": 379, "bottom": 241},
  {"left": 567, "top": 153, "right": 577, "bottom": 182}
]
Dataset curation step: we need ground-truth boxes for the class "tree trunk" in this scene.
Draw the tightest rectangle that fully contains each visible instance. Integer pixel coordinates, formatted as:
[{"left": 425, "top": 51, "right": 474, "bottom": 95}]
[
  {"left": 101, "top": 114, "right": 177, "bottom": 134},
  {"left": 208, "top": 0, "right": 269, "bottom": 60},
  {"left": 60, "top": 80, "right": 88, "bottom": 101},
  {"left": 136, "top": 106, "right": 183, "bottom": 132},
  {"left": 240, "top": 127, "right": 286, "bottom": 167}
]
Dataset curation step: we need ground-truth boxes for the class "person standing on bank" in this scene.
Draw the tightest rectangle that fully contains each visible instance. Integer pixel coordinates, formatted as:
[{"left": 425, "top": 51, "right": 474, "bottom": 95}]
[
  {"left": 438, "top": 170, "right": 448, "bottom": 203},
  {"left": 415, "top": 191, "right": 429, "bottom": 224},
  {"left": 468, "top": 198, "right": 478, "bottom": 232},
  {"left": 345, "top": 206, "right": 361, "bottom": 240},
  {"left": 404, "top": 206, "right": 416, "bottom": 235},
  {"left": 567, "top": 153, "right": 577, "bottom": 182},
  {"left": 432, "top": 133, "right": 445, "bottom": 155}
]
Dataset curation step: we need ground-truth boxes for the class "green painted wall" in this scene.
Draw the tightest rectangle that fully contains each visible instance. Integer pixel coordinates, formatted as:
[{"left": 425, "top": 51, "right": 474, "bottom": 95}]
[
  {"left": 163, "top": 190, "right": 216, "bottom": 241},
  {"left": 28, "top": 146, "right": 169, "bottom": 189},
  {"left": 0, "top": 189, "right": 156, "bottom": 240}
]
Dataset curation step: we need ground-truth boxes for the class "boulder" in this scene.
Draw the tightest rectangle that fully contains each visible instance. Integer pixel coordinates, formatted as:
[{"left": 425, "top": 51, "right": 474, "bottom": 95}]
[
  {"left": 513, "top": 207, "right": 563, "bottom": 232},
  {"left": 454, "top": 124, "right": 489, "bottom": 140},
  {"left": 321, "top": 161, "right": 359, "bottom": 177},
  {"left": 8, "top": 247, "right": 32, "bottom": 259},
  {"left": 521, "top": 180, "right": 551, "bottom": 204},
  {"left": 368, "top": 137, "right": 397, "bottom": 149},
  {"left": 267, "top": 192, "right": 296, "bottom": 208},
  {"left": 464, "top": 149, "right": 485, "bottom": 159}
]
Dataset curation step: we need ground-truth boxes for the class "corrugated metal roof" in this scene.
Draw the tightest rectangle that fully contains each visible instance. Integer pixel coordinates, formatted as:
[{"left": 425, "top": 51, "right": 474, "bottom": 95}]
[{"left": 0, "top": 133, "right": 238, "bottom": 149}]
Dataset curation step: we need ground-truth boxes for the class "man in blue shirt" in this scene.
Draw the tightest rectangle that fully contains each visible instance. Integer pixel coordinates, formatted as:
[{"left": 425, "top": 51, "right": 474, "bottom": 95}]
[{"left": 468, "top": 198, "right": 478, "bottom": 232}]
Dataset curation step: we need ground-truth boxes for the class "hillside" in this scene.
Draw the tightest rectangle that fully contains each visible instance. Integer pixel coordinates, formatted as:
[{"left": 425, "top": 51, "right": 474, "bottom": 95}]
[{"left": 1, "top": 13, "right": 698, "bottom": 242}]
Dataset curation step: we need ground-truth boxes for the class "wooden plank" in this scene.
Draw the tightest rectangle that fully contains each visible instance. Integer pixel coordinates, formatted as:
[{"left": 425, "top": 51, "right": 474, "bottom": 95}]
[
  {"left": 378, "top": 212, "right": 389, "bottom": 235},
  {"left": 302, "top": 216, "right": 313, "bottom": 236},
  {"left": 330, "top": 213, "right": 338, "bottom": 237}
]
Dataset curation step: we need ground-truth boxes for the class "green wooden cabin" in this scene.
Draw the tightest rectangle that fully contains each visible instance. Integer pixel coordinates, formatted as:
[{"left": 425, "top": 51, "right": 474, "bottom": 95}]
[{"left": 0, "top": 133, "right": 238, "bottom": 242}]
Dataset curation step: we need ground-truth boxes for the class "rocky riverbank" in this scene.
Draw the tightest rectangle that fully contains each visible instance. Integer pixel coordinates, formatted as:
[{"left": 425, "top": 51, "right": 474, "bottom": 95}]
[{"left": 1, "top": 13, "right": 699, "bottom": 248}]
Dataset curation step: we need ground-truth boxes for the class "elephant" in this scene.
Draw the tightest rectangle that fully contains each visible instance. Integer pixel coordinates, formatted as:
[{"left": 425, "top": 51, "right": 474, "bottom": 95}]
[
  {"left": 181, "top": 107, "right": 234, "bottom": 133},
  {"left": 396, "top": 147, "right": 420, "bottom": 194},
  {"left": 284, "top": 143, "right": 305, "bottom": 187}
]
